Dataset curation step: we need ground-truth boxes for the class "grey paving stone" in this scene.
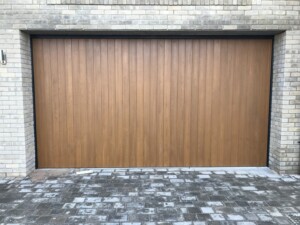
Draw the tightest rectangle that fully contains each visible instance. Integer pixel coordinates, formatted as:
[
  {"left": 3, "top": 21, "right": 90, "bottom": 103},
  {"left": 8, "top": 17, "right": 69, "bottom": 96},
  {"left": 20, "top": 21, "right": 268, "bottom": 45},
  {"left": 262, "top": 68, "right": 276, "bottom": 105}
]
[
  {"left": 78, "top": 208, "right": 97, "bottom": 215},
  {"left": 0, "top": 169, "right": 299, "bottom": 224},
  {"left": 210, "top": 213, "right": 226, "bottom": 221},
  {"left": 227, "top": 214, "right": 244, "bottom": 221},
  {"left": 201, "top": 207, "right": 214, "bottom": 213}
]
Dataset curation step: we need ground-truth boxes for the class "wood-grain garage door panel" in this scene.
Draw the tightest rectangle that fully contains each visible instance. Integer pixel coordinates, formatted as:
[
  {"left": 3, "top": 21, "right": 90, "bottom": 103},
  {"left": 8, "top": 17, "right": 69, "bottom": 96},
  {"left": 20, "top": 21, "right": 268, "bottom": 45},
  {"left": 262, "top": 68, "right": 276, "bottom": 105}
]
[{"left": 32, "top": 38, "right": 272, "bottom": 168}]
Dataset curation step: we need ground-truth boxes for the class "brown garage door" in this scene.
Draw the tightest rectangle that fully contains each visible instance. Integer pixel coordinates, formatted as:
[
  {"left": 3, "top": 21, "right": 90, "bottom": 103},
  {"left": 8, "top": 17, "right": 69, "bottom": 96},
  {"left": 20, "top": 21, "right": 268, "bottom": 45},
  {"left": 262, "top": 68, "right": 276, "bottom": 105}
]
[{"left": 32, "top": 38, "right": 272, "bottom": 168}]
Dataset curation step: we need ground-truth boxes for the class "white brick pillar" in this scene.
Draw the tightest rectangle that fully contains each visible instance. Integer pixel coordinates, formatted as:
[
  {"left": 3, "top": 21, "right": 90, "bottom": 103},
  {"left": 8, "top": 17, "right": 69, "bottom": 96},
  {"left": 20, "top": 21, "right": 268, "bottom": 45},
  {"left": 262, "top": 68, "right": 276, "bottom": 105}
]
[
  {"left": 20, "top": 32, "right": 36, "bottom": 176},
  {"left": 269, "top": 31, "right": 300, "bottom": 174},
  {"left": 0, "top": 30, "right": 35, "bottom": 176}
]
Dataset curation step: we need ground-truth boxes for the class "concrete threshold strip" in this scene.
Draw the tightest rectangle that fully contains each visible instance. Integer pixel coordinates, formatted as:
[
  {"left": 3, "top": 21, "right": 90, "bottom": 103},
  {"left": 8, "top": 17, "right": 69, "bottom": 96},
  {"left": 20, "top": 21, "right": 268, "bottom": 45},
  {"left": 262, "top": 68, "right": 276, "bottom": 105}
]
[{"left": 70, "top": 167, "right": 278, "bottom": 176}]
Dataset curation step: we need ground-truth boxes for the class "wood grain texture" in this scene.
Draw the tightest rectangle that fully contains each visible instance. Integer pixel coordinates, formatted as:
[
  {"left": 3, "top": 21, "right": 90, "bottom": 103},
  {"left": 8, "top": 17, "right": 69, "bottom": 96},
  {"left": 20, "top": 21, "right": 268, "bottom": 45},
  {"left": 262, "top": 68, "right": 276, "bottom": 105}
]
[{"left": 33, "top": 38, "right": 272, "bottom": 168}]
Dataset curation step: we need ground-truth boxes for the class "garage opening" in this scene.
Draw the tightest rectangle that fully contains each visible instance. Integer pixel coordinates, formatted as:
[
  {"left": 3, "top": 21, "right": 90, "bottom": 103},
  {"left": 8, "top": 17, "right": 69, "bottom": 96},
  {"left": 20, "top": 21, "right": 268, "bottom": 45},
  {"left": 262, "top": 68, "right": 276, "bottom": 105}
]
[{"left": 32, "top": 37, "right": 272, "bottom": 168}]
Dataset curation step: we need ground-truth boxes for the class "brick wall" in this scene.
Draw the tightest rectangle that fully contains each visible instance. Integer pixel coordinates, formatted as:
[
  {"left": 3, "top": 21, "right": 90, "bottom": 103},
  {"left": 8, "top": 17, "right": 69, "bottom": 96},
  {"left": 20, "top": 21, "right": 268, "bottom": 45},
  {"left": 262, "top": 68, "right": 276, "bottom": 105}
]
[
  {"left": 0, "top": 0, "right": 299, "bottom": 176},
  {"left": 0, "top": 30, "right": 28, "bottom": 176},
  {"left": 284, "top": 31, "right": 300, "bottom": 173},
  {"left": 270, "top": 30, "right": 300, "bottom": 174},
  {"left": 269, "top": 32, "right": 286, "bottom": 174}
]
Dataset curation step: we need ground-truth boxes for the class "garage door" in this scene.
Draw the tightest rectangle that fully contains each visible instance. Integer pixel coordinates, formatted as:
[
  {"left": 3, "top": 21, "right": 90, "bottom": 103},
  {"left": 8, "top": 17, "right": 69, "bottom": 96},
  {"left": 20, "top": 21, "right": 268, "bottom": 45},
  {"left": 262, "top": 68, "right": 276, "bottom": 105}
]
[{"left": 32, "top": 38, "right": 272, "bottom": 168}]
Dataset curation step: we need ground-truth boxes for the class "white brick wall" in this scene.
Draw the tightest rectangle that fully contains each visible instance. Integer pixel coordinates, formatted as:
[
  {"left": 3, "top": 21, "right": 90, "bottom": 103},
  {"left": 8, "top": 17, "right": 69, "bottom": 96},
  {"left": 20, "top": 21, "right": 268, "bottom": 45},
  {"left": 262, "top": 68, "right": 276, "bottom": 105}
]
[
  {"left": 269, "top": 30, "right": 300, "bottom": 174},
  {"left": 0, "top": 31, "right": 29, "bottom": 176},
  {"left": 0, "top": 0, "right": 300, "bottom": 176}
]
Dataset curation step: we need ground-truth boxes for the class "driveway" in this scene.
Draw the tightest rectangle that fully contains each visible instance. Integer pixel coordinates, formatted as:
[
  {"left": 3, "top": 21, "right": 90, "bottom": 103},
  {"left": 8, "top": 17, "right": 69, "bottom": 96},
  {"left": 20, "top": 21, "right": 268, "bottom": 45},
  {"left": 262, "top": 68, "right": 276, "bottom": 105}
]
[{"left": 0, "top": 168, "right": 299, "bottom": 225}]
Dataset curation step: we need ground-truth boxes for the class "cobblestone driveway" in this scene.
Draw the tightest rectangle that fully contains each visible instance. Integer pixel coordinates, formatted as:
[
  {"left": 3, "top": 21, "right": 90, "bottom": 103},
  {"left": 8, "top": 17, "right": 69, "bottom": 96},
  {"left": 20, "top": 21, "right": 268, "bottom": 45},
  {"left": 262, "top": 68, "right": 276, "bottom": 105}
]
[{"left": 0, "top": 168, "right": 299, "bottom": 225}]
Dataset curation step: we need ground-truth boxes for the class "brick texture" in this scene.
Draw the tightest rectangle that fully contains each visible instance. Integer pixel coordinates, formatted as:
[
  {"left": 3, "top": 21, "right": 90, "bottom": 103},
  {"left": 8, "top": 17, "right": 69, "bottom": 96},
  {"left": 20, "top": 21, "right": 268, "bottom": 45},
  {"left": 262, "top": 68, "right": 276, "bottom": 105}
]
[
  {"left": 0, "top": 0, "right": 299, "bottom": 176},
  {"left": 47, "top": 0, "right": 256, "bottom": 6},
  {"left": 270, "top": 31, "right": 300, "bottom": 174}
]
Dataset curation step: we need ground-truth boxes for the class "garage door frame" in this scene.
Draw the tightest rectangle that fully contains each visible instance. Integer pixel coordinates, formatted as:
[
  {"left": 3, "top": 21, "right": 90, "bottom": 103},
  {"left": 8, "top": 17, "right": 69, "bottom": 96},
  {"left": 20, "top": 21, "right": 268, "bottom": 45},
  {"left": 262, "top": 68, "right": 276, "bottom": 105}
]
[{"left": 30, "top": 34, "right": 274, "bottom": 169}]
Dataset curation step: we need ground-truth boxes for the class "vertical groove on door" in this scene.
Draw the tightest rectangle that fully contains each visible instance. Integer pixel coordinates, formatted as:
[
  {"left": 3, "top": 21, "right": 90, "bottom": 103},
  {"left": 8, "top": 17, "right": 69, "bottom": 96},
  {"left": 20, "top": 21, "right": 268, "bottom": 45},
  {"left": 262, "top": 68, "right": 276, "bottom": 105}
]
[
  {"left": 211, "top": 40, "right": 221, "bottom": 166},
  {"left": 150, "top": 40, "right": 158, "bottom": 166},
  {"left": 115, "top": 40, "right": 123, "bottom": 167},
  {"left": 230, "top": 41, "right": 239, "bottom": 165},
  {"left": 108, "top": 40, "right": 116, "bottom": 166},
  {"left": 190, "top": 40, "right": 199, "bottom": 166},
  {"left": 170, "top": 40, "right": 179, "bottom": 166},
  {"left": 50, "top": 40, "right": 59, "bottom": 167},
  {"left": 157, "top": 40, "right": 165, "bottom": 166},
  {"left": 183, "top": 40, "right": 193, "bottom": 166},
  {"left": 163, "top": 40, "right": 171, "bottom": 167},
  {"left": 100, "top": 40, "right": 108, "bottom": 166},
  {"left": 122, "top": 40, "right": 130, "bottom": 167},
  {"left": 86, "top": 40, "right": 93, "bottom": 166},
  {"left": 80, "top": 40, "right": 88, "bottom": 167},
  {"left": 136, "top": 40, "right": 144, "bottom": 166},
  {"left": 93, "top": 40, "right": 101, "bottom": 166},
  {"left": 57, "top": 39, "right": 67, "bottom": 167},
  {"left": 143, "top": 41, "right": 150, "bottom": 166},
  {"left": 129, "top": 40, "right": 137, "bottom": 166},
  {"left": 177, "top": 40, "right": 185, "bottom": 166},
  {"left": 247, "top": 40, "right": 256, "bottom": 165},
  {"left": 225, "top": 41, "right": 234, "bottom": 165},
  {"left": 238, "top": 40, "right": 248, "bottom": 165},
  {"left": 204, "top": 41, "right": 213, "bottom": 166},
  {"left": 219, "top": 40, "right": 226, "bottom": 165},
  {"left": 198, "top": 40, "right": 208, "bottom": 166}
]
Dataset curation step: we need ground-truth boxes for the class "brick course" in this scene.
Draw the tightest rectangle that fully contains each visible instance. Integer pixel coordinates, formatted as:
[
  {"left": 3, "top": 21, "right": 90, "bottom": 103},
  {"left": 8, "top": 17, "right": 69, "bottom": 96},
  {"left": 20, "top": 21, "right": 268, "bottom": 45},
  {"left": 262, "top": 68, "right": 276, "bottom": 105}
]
[{"left": 0, "top": 0, "right": 299, "bottom": 176}]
